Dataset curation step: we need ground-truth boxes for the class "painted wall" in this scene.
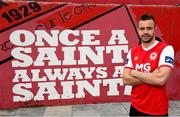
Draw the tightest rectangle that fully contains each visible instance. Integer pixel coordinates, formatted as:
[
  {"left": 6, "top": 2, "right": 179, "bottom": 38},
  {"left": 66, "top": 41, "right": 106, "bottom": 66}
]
[
  {"left": 26, "top": 0, "right": 180, "bottom": 5},
  {"left": 0, "top": 1, "right": 179, "bottom": 109}
]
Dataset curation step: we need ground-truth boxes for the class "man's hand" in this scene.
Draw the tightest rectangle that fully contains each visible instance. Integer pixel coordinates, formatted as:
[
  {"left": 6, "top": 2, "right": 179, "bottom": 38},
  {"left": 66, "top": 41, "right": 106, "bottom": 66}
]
[{"left": 122, "top": 68, "right": 143, "bottom": 86}]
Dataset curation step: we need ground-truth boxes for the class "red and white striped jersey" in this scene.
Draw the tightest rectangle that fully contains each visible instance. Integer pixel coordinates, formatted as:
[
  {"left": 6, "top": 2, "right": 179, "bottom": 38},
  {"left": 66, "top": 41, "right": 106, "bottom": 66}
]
[{"left": 124, "top": 40, "right": 174, "bottom": 115}]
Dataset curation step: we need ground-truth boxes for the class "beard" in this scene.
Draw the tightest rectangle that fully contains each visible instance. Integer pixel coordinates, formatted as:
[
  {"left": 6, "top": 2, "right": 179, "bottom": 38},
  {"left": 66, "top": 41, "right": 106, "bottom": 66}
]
[{"left": 140, "top": 34, "right": 154, "bottom": 43}]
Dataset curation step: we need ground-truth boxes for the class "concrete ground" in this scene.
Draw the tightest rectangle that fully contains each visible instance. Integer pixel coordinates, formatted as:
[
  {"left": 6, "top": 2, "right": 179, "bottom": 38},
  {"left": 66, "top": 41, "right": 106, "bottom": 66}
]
[{"left": 0, "top": 101, "right": 180, "bottom": 117}]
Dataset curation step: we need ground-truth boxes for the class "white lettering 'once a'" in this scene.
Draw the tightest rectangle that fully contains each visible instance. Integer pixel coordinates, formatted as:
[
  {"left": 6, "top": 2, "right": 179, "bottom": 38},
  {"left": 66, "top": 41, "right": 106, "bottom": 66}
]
[
  {"left": 108, "top": 30, "right": 128, "bottom": 45},
  {"left": 10, "top": 30, "right": 100, "bottom": 46}
]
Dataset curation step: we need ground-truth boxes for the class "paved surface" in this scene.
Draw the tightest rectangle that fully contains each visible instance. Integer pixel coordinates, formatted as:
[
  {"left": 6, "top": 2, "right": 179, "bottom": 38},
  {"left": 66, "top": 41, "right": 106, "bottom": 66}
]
[{"left": 0, "top": 101, "right": 180, "bottom": 117}]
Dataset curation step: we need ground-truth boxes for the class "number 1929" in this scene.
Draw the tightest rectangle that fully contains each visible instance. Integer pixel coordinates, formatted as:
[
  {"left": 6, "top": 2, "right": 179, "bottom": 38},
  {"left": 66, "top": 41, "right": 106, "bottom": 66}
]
[{"left": 1, "top": 2, "right": 41, "bottom": 23}]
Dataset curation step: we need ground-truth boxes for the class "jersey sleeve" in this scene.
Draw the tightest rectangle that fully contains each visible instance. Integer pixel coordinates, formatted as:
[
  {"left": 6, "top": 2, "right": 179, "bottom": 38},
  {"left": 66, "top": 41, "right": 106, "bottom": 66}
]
[
  {"left": 124, "top": 49, "right": 133, "bottom": 69},
  {"left": 158, "top": 45, "right": 174, "bottom": 69}
]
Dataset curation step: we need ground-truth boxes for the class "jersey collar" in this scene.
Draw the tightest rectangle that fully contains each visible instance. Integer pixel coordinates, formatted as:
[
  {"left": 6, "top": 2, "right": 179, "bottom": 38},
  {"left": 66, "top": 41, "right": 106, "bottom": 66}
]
[{"left": 141, "top": 40, "right": 159, "bottom": 51}]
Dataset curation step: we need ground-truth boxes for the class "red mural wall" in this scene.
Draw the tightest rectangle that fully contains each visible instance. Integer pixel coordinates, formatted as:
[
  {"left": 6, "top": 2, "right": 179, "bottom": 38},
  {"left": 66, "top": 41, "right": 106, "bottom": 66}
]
[
  {"left": 0, "top": 1, "right": 179, "bottom": 109},
  {"left": 29, "top": 0, "right": 180, "bottom": 5}
]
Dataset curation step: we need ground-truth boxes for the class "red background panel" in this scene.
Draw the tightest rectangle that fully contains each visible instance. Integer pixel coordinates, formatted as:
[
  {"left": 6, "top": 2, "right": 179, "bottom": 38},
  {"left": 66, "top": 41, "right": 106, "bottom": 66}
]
[
  {"left": 0, "top": 1, "right": 180, "bottom": 109},
  {"left": 29, "top": 0, "right": 180, "bottom": 5}
]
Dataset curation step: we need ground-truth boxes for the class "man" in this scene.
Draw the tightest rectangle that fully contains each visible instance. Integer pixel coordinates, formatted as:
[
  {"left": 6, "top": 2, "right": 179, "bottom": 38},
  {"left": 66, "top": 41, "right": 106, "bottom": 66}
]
[{"left": 123, "top": 14, "right": 174, "bottom": 116}]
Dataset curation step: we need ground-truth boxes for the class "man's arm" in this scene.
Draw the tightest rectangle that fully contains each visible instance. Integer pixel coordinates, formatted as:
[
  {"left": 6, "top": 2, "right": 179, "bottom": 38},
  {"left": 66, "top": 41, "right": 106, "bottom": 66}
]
[
  {"left": 123, "top": 68, "right": 143, "bottom": 86},
  {"left": 123, "top": 49, "right": 143, "bottom": 86},
  {"left": 130, "top": 66, "right": 172, "bottom": 86},
  {"left": 130, "top": 45, "right": 174, "bottom": 86}
]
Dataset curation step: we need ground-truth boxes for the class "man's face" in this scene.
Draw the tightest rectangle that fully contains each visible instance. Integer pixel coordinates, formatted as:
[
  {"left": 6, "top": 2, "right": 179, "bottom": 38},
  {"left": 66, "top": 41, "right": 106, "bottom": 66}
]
[{"left": 137, "top": 19, "right": 156, "bottom": 43}]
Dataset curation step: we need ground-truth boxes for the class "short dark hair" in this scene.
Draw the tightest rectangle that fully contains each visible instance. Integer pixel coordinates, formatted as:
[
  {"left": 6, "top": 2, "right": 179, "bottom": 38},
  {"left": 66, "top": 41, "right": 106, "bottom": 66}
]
[{"left": 138, "top": 14, "right": 156, "bottom": 27}]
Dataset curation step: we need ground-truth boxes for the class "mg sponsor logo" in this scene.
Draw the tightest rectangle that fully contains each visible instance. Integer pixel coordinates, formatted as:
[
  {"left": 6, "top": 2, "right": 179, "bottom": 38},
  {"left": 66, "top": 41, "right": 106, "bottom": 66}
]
[{"left": 135, "top": 63, "right": 151, "bottom": 72}]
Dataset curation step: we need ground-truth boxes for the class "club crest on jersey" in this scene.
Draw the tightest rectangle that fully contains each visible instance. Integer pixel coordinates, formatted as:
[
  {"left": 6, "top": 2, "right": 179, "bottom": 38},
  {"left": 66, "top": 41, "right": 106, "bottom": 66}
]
[{"left": 150, "top": 52, "right": 158, "bottom": 60}]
